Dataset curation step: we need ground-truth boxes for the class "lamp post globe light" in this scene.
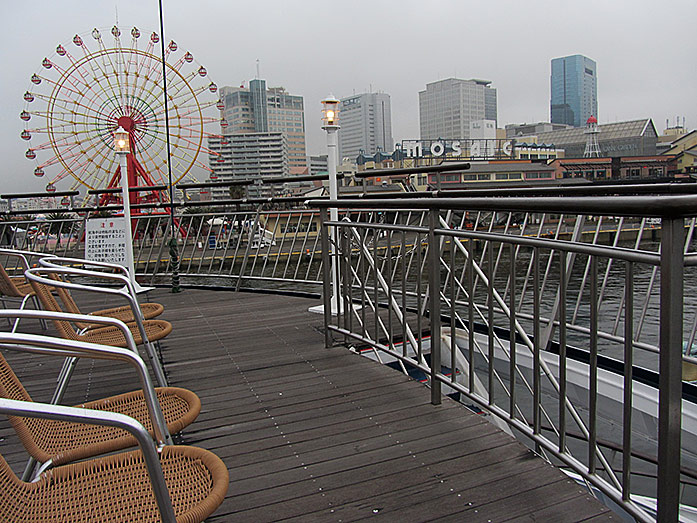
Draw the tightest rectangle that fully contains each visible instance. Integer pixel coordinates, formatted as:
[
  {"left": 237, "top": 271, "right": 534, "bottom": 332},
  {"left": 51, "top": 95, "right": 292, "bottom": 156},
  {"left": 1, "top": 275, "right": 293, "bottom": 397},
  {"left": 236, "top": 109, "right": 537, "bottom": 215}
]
[
  {"left": 113, "top": 126, "right": 146, "bottom": 292},
  {"left": 310, "top": 95, "right": 342, "bottom": 315}
]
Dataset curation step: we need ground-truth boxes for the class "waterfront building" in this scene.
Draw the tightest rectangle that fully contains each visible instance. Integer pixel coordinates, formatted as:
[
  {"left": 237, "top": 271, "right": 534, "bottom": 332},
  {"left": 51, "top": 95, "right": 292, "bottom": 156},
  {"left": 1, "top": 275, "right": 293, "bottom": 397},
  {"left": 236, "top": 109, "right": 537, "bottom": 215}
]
[
  {"left": 550, "top": 154, "right": 678, "bottom": 181},
  {"left": 506, "top": 122, "right": 572, "bottom": 139},
  {"left": 550, "top": 54, "right": 598, "bottom": 128},
  {"left": 208, "top": 132, "right": 288, "bottom": 199},
  {"left": 520, "top": 118, "right": 658, "bottom": 158},
  {"left": 219, "top": 80, "right": 307, "bottom": 174},
  {"left": 660, "top": 129, "right": 697, "bottom": 174},
  {"left": 419, "top": 78, "right": 497, "bottom": 140},
  {"left": 338, "top": 93, "right": 393, "bottom": 163}
]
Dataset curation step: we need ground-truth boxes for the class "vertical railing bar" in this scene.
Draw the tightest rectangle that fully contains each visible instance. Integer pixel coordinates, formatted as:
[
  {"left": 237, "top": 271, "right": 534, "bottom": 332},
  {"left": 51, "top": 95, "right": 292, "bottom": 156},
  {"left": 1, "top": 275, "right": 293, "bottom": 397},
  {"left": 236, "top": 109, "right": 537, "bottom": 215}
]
[
  {"left": 589, "top": 255, "right": 599, "bottom": 475},
  {"left": 468, "top": 236, "right": 475, "bottom": 394},
  {"left": 657, "top": 216, "right": 683, "bottom": 522},
  {"left": 428, "top": 208, "right": 442, "bottom": 405},
  {"left": 319, "top": 207, "right": 332, "bottom": 348},
  {"left": 342, "top": 224, "right": 352, "bottom": 339},
  {"left": 417, "top": 231, "right": 424, "bottom": 363},
  {"left": 450, "top": 236, "right": 456, "bottom": 383},
  {"left": 559, "top": 250, "right": 567, "bottom": 453},
  {"left": 373, "top": 224, "right": 379, "bottom": 346},
  {"left": 622, "top": 259, "right": 633, "bottom": 501},
  {"left": 509, "top": 242, "right": 517, "bottom": 419},
  {"left": 487, "top": 236, "right": 495, "bottom": 407},
  {"left": 402, "top": 230, "right": 408, "bottom": 358},
  {"left": 533, "top": 246, "right": 541, "bottom": 452},
  {"left": 360, "top": 227, "right": 368, "bottom": 340},
  {"left": 386, "top": 229, "right": 393, "bottom": 349}
]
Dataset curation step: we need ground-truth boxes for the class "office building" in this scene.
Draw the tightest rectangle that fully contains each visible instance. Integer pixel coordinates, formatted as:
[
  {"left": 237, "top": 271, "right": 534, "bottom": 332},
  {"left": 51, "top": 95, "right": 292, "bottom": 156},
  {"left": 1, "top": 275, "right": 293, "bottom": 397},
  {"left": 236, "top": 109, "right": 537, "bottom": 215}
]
[
  {"left": 208, "top": 132, "right": 289, "bottom": 199},
  {"left": 219, "top": 80, "right": 307, "bottom": 173},
  {"left": 419, "top": 78, "right": 497, "bottom": 140},
  {"left": 338, "top": 93, "right": 393, "bottom": 162},
  {"left": 550, "top": 55, "right": 598, "bottom": 128}
]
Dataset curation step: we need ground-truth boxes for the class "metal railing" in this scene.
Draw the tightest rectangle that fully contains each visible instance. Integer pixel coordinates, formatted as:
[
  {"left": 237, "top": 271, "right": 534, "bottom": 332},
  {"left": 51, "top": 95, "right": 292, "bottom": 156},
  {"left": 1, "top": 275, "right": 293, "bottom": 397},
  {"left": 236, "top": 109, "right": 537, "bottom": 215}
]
[
  {"left": 311, "top": 192, "right": 697, "bottom": 522},
  {"left": 3, "top": 184, "right": 697, "bottom": 520}
]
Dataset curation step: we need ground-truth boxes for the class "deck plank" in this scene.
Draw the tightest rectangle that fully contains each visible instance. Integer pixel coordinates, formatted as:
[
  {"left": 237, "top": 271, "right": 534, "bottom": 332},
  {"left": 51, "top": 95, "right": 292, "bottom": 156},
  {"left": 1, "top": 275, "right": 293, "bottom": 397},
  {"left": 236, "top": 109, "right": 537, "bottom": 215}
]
[{"left": 0, "top": 287, "right": 612, "bottom": 521}]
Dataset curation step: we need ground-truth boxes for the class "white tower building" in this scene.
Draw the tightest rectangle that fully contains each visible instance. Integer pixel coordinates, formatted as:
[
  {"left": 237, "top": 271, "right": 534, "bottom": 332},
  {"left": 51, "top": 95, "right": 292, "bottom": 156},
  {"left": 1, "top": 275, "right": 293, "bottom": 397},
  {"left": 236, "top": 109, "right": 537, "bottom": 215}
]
[{"left": 583, "top": 115, "right": 601, "bottom": 158}]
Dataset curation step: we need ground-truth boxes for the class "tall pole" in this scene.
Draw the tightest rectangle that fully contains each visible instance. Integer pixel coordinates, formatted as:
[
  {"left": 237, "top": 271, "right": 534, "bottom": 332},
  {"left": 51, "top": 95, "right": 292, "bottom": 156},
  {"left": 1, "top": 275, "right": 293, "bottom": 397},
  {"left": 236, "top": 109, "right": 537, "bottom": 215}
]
[
  {"left": 326, "top": 125, "right": 340, "bottom": 313},
  {"left": 158, "top": 0, "right": 181, "bottom": 293},
  {"left": 309, "top": 95, "right": 342, "bottom": 316},
  {"left": 117, "top": 151, "right": 138, "bottom": 291}
]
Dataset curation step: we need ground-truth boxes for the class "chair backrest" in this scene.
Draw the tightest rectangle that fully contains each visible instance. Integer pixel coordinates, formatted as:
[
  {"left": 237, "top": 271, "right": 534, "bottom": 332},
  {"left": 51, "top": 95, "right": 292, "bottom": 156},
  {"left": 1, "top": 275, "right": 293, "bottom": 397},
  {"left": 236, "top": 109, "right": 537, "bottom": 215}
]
[
  {"left": 27, "top": 275, "right": 82, "bottom": 342},
  {"left": 0, "top": 352, "right": 52, "bottom": 463},
  {"left": 0, "top": 264, "right": 24, "bottom": 298}
]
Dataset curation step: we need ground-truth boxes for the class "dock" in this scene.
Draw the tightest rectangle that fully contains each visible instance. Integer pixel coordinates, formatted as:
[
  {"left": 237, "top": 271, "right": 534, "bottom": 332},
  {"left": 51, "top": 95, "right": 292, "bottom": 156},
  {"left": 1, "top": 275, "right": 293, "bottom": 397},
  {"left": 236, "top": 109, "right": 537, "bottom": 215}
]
[{"left": 1, "top": 287, "right": 613, "bottom": 521}]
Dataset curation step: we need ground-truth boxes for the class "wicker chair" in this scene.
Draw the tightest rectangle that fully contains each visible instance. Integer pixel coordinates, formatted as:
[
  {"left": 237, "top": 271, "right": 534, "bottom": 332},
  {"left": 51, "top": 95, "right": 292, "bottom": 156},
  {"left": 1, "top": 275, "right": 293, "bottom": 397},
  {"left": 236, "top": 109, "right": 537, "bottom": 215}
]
[
  {"left": 0, "top": 397, "right": 228, "bottom": 523},
  {"left": 0, "top": 249, "right": 47, "bottom": 331},
  {"left": 0, "top": 325, "right": 200, "bottom": 477},
  {"left": 25, "top": 267, "right": 172, "bottom": 386},
  {"left": 38, "top": 256, "right": 164, "bottom": 325}
]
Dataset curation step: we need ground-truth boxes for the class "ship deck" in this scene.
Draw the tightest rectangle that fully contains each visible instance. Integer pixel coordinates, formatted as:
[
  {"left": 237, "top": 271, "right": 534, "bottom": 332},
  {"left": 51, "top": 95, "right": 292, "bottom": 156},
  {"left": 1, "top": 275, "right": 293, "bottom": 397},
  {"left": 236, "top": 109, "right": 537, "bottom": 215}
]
[{"left": 0, "top": 287, "right": 613, "bottom": 521}]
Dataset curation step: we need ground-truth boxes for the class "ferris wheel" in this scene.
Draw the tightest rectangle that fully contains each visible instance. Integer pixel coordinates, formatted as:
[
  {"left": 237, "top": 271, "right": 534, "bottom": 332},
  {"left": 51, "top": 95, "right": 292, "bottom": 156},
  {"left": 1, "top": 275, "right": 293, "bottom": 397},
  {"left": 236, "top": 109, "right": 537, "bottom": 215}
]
[{"left": 20, "top": 25, "right": 221, "bottom": 203}]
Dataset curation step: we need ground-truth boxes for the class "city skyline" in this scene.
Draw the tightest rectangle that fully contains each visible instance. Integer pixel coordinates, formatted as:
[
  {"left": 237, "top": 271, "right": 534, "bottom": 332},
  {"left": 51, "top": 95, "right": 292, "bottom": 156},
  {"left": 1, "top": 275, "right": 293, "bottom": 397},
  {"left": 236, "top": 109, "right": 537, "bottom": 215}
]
[{"left": 0, "top": 0, "right": 695, "bottom": 193}]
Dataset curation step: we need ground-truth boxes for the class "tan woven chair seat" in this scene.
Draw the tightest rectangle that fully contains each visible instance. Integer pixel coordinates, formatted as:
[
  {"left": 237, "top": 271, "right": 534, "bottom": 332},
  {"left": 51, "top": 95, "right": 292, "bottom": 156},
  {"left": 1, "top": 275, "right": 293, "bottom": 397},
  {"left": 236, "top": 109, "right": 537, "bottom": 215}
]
[
  {"left": 71, "top": 318, "right": 173, "bottom": 347},
  {"left": 0, "top": 444, "right": 228, "bottom": 522},
  {"left": 51, "top": 281, "right": 165, "bottom": 328},
  {"left": 28, "top": 276, "right": 172, "bottom": 346},
  {"left": 88, "top": 301, "right": 164, "bottom": 322},
  {"left": 8, "top": 386, "right": 200, "bottom": 466},
  {"left": 1, "top": 346, "right": 200, "bottom": 469}
]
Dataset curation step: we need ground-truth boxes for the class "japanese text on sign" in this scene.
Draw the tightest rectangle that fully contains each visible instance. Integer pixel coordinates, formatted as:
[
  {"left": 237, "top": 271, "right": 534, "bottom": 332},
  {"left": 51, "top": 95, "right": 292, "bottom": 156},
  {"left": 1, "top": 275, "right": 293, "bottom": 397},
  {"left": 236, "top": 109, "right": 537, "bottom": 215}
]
[{"left": 85, "top": 218, "right": 127, "bottom": 265}]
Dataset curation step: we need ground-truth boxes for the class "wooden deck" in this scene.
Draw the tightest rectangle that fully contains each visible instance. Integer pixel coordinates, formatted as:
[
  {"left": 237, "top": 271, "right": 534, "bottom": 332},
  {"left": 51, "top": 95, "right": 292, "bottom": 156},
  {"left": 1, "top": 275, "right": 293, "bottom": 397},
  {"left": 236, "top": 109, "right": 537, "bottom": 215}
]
[{"left": 1, "top": 287, "right": 614, "bottom": 521}]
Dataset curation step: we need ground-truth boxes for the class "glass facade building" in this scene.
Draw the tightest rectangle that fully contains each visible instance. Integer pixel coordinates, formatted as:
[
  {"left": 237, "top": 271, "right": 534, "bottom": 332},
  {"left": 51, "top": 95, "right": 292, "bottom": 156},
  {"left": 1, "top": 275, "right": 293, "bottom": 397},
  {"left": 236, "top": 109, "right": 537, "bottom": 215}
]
[{"left": 550, "top": 55, "right": 598, "bottom": 128}]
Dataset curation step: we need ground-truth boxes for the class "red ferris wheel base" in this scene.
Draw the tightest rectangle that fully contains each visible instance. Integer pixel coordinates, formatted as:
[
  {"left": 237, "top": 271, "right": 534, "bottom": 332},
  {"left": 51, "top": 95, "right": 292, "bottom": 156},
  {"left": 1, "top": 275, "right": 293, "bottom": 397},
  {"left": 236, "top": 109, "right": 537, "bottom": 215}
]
[{"left": 99, "top": 153, "right": 187, "bottom": 236}]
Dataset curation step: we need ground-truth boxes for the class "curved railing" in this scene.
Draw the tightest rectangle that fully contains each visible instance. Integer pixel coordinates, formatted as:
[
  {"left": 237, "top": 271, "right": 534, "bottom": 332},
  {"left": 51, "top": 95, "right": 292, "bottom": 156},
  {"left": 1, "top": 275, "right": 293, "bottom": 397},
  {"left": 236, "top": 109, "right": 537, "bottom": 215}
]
[{"left": 3, "top": 183, "right": 697, "bottom": 521}]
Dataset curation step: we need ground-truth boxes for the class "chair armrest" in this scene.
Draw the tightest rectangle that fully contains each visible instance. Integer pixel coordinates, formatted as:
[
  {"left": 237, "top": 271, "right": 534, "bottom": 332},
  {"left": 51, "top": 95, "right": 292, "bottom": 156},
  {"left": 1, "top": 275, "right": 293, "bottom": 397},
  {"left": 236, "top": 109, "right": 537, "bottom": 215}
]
[
  {"left": 40, "top": 256, "right": 130, "bottom": 278},
  {"left": 0, "top": 313, "right": 169, "bottom": 446},
  {"left": 25, "top": 266, "right": 146, "bottom": 326},
  {"left": 0, "top": 397, "right": 176, "bottom": 523}
]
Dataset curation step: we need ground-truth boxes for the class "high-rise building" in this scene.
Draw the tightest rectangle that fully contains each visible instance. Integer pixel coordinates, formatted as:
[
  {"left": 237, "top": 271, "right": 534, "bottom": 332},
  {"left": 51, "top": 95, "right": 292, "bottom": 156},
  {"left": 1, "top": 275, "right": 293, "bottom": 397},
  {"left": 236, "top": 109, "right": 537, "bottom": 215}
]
[
  {"left": 338, "top": 93, "right": 393, "bottom": 162},
  {"left": 219, "top": 80, "right": 307, "bottom": 173},
  {"left": 550, "top": 55, "right": 598, "bottom": 128},
  {"left": 419, "top": 78, "right": 497, "bottom": 140},
  {"left": 208, "top": 132, "right": 288, "bottom": 199}
]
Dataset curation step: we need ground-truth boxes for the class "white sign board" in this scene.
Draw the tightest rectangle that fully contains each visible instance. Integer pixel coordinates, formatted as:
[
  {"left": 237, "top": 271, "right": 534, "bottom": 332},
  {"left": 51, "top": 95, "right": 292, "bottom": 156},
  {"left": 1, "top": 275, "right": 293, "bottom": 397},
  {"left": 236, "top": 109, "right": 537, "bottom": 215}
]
[{"left": 85, "top": 217, "right": 127, "bottom": 266}]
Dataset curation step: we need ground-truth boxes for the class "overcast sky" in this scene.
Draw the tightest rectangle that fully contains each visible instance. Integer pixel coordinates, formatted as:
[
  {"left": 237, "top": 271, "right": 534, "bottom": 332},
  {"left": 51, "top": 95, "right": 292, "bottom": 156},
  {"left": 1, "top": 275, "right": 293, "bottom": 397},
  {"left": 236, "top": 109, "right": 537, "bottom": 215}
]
[{"left": 1, "top": 0, "right": 695, "bottom": 193}]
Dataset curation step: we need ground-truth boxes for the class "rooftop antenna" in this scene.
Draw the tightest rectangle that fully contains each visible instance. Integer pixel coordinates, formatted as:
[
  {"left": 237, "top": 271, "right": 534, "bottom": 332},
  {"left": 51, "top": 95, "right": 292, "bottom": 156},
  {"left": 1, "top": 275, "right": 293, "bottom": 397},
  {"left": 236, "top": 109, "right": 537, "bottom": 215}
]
[
  {"left": 115, "top": 5, "right": 119, "bottom": 25},
  {"left": 256, "top": 59, "right": 260, "bottom": 79}
]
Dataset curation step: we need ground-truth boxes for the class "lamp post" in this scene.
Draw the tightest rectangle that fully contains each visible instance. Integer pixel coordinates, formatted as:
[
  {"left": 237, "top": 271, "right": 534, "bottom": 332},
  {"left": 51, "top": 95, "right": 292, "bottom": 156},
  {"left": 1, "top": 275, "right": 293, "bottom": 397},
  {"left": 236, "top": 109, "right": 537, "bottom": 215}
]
[
  {"left": 113, "top": 126, "right": 142, "bottom": 292},
  {"left": 310, "top": 95, "right": 342, "bottom": 315}
]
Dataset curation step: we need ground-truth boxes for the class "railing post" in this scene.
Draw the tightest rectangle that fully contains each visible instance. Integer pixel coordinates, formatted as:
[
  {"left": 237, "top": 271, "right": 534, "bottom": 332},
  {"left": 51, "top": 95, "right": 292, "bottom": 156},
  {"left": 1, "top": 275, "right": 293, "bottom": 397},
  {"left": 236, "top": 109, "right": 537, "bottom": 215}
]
[
  {"left": 657, "top": 215, "right": 683, "bottom": 522},
  {"left": 320, "top": 207, "right": 332, "bottom": 348},
  {"left": 428, "top": 208, "right": 441, "bottom": 405}
]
